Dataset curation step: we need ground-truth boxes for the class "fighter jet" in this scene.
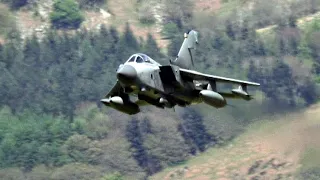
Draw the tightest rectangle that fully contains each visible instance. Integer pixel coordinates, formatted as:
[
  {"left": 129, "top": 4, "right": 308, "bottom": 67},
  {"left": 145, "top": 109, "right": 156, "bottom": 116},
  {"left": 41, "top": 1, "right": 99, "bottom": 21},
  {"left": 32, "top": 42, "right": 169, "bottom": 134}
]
[{"left": 101, "top": 30, "right": 260, "bottom": 115}]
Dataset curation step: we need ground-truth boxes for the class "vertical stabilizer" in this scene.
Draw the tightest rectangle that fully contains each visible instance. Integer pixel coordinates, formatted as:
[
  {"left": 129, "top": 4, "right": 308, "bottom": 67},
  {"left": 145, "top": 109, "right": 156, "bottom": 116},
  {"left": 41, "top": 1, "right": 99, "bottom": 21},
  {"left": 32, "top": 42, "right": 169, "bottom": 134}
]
[{"left": 171, "top": 30, "right": 199, "bottom": 69}]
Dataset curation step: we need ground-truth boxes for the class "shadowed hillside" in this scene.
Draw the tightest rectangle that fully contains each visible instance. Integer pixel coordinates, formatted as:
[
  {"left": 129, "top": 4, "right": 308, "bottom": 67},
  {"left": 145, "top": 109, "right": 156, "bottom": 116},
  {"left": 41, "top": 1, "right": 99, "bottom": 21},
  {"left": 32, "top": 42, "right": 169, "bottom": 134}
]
[{"left": 151, "top": 104, "right": 320, "bottom": 180}]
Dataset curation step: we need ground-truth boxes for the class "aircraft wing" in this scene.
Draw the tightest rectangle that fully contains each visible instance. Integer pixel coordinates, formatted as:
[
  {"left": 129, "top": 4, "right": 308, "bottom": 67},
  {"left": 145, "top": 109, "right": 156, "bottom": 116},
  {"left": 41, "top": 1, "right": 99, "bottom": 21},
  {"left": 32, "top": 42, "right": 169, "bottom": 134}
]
[
  {"left": 180, "top": 69, "right": 260, "bottom": 86},
  {"left": 104, "top": 81, "right": 123, "bottom": 98}
]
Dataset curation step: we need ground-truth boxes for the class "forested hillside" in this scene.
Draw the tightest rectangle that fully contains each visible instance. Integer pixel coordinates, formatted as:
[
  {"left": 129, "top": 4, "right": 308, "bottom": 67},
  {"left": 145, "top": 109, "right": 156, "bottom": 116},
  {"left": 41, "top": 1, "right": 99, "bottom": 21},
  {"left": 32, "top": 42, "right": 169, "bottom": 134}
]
[{"left": 0, "top": 0, "right": 319, "bottom": 179}]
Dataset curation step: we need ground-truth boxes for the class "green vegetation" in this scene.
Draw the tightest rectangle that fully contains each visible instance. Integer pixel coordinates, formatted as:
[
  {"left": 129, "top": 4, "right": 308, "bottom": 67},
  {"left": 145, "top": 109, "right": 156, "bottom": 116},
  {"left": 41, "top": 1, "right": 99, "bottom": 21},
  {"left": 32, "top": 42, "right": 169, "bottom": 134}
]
[
  {"left": 299, "top": 167, "right": 320, "bottom": 180},
  {"left": 298, "top": 147, "right": 320, "bottom": 179},
  {"left": 161, "top": 22, "right": 179, "bottom": 39},
  {"left": 152, "top": 107, "right": 320, "bottom": 179},
  {"left": 0, "top": 0, "right": 28, "bottom": 9},
  {"left": 137, "top": 1, "right": 156, "bottom": 25},
  {"left": 163, "top": 0, "right": 193, "bottom": 26},
  {"left": 50, "top": 0, "right": 84, "bottom": 29},
  {"left": 0, "top": 5, "right": 15, "bottom": 36},
  {"left": 77, "top": 0, "right": 106, "bottom": 9},
  {"left": 0, "top": 0, "right": 319, "bottom": 179},
  {"left": 101, "top": 172, "right": 124, "bottom": 180}
]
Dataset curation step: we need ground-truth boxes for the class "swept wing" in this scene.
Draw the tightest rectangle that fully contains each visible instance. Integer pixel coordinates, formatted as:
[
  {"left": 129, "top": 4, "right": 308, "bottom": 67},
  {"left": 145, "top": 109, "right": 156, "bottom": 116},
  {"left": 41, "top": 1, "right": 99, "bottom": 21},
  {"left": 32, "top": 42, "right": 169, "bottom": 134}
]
[
  {"left": 180, "top": 68, "right": 260, "bottom": 86},
  {"left": 104, "top": 81, "right": 122, "bottom": 98}
]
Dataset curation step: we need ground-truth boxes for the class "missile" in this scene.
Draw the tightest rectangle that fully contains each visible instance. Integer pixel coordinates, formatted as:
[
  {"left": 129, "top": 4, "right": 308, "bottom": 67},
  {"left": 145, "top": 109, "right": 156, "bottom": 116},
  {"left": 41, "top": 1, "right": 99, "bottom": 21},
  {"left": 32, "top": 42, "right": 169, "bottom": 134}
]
[
  {"left": 100, "top": 96, "right": 140, "bottom": 115},
  {"left": 231, "top": 87, "right": 252, "bottom": 101},
  {"left": 100, "top": 96, "right": 124, "bottom": 105},
  {"left": 159, "top": 97, "right": 168, "bottom": 104},
  {"left": 199, "top": 90, "right": 226, "bottom": 108},
  {"left": 100, "top": 98, "right": 111, "bottom": 106},
  {"left": 159, "top": 97, "right": 174, "bottom": 108},
  {"left": 109, "top": 96, "right": 124, "bottom": 105}
]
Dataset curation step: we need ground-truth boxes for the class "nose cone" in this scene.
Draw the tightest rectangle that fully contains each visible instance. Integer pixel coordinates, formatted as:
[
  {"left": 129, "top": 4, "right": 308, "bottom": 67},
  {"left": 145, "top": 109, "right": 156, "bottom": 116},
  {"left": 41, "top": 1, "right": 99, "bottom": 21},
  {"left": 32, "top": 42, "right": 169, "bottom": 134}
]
[{"left": 117, "top": 65, "right": 137, "bottom": 84}]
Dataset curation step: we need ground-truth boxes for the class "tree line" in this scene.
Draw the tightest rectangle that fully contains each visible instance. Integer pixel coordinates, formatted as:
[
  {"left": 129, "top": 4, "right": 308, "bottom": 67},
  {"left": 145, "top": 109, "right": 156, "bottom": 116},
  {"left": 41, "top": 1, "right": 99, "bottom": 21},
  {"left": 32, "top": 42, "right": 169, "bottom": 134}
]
[
  {"left": 0, "top": 23, "right": 218, "bottom": 179},
  {"left": 0, "top": 23, "right": 164, "bottom": 121},
  {"left": 0, "top": 0, "right": 319, "bottom": 179}
]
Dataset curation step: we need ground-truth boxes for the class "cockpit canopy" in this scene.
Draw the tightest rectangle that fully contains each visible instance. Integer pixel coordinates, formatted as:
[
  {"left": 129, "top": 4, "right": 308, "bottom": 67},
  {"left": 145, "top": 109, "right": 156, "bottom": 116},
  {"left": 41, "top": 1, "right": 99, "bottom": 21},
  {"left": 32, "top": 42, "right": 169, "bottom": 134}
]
[{"left": 126, "top": 53, "right": 159, "bottom": 65}]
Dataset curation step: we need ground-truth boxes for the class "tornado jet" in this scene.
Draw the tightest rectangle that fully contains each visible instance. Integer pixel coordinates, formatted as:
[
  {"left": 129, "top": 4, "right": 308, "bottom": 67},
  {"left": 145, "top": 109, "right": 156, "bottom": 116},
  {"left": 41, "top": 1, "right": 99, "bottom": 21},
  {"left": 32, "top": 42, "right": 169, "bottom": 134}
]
[{"left": 101, "top": 30, "right": 260, "bottom": 115}]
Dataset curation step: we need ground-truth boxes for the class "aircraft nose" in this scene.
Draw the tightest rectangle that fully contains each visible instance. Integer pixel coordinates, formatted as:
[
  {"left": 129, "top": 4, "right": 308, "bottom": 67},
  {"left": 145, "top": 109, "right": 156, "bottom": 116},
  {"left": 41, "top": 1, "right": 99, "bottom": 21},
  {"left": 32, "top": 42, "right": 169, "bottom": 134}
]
[{"left": 117, "top": 65, "right": 137, "bottom": 84}]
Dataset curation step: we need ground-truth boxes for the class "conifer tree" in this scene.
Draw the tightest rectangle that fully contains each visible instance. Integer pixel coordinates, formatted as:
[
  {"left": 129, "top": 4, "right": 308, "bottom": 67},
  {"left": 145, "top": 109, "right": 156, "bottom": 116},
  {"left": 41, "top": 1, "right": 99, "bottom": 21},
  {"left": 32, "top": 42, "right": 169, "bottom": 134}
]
[
  {"left": 144, "top": 33, "right": 162, "bottom": 59},
  {"left": 126, "top": 119, "right": 162, "bottom": 175},
  {"left": 20, "top": 34, "right": 43, "bottom": 113},
  {"left": 122, "top": 23, "right": 139, "bottom": 50},
  {"left": 225, "top": 20, "right": 236, "bottom": 40},
  {"left": 1, "top": 29, "right": 23, "bottom": 113},
  {"left": 109, "top": 26, "right": 120, "bottom": 46},
  {"left": 78, "top": 35, "right": 101, "bottom": 102},
  {"left": 126, "top": 119, "right": 148, "bottom": 171},
  {"left": 263, "top": 58, "right": 297, "bottom": 108},
  {"left": 247, "top": 60, "right": 257, "bottom": 82},
  {"left": 179, "top": 108, "right": 213, "bottom": 152},
  {"left": 118, "top": 23, "right": 139, "bottom": 61},
  {"left": 167, "top": 35, "right": 183, "bottom": 58},
  {"left": 53, "top": 33, "right": 81, "bottom": 122}
]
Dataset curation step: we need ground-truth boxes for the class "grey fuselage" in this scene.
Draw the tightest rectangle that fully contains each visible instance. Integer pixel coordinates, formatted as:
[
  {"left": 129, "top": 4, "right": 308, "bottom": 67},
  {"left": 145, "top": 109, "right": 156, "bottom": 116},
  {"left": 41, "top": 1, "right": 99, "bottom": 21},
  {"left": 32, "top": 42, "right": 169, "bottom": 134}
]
[
  {"left": 116, "top": 53, "right": 202, "bottom": 108},
  {"left": 102, "top": 30, "right": 259, "bottom": 114}
]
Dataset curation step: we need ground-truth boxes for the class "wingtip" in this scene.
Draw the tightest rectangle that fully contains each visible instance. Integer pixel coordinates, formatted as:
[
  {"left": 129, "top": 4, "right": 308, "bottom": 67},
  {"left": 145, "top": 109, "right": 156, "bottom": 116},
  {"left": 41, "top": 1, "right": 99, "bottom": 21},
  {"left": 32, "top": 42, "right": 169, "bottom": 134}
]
[
  {"left": 249, "top": 82, "right": 260, "bottom": 86},
  {"left": 100, "top": 98, "right": 110, "bottom": 103}
]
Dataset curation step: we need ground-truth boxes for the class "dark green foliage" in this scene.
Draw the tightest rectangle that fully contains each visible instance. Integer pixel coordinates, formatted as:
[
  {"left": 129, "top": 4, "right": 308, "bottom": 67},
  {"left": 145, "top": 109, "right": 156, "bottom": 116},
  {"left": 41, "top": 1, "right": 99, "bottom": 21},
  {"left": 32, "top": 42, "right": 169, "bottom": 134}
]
[
  {"left": 0, "top": 25, "right": 147, "bottom": 121},
  {"left": 179, "top": 108, "right": 214, "bottom": 153},
  {"left": 10, "top": 0, "right": 27, "bottom": 9},
  {"left": 297, "top": 78, "right": 319, "bottom": 105},
  {"left": 143, "top": 33, "right": 163, "bottom": 60},
  {"left": 0, "top": 3, "right": 319, "bottom": 178},
  {"left": 77, "top": 0, "right": 106, "bottom": 9},
  {"left": 50, "top": 0, "right": 84, "bottom": 29},
  {"left": 299, "top": 167, "right": 320, "bottom": 180},
  {"left": 126, "top": 119, "right": 162, "bottom": 175},
  {"left": 0, "top": 29, "right": 23, "bottom": 114},
  {"left": 0, "top": 109, "right": 73, "bottom": 170},
  {"left": 121, "top": 23, "right": 139, "bottom": 49},
  {"left": 109, "top": 26, "right": 120, "bottom": 45},
  {"left": 167, "top": 33, "right": 183, "bottom": 58},
  {"left": 126, "top": 119, "right": 147, "bottom": 168},
  {"left": 163, "top": 0, "right": 193, "bottom": 27},
  {"left": 140, "top": 119, "right": 152, "bottom": 134},
  {"left": 268, "top": 59, "right": 296, "bottom": 107},
  {"left": 247, "top": 61, "right": 258, "bottom": 83},
  {"left": 255, "top": 40, "right": 266, "bottom": 56},
  {"left": 192, "top": 13, "right": 319, "bottom": 109},
  {"left": 118, "top": 23, "right": 139, "bottom": 61},
  {"left": 225, "top": 20, "right": 236, "bottom": 40},
  {"left": 250, "top": 58, "right": 298, "bottom": 110},
  {"left": 275, "top": 26, "right": 301, "bottom": 56},
  {"left": 309, "top": 30, "right": 320, "bottom": 74},
  {"left": 161, "top": 22, "right": 180, "bottom": 39},
  {"left": 20, "top": 34, "right": 43, "bottom": 113},
  {"left": 1, "top": 0, "right": 28, "bottom": 9},
  {"left": 251, "top": 0, "right": 277, "bottom": 28}
]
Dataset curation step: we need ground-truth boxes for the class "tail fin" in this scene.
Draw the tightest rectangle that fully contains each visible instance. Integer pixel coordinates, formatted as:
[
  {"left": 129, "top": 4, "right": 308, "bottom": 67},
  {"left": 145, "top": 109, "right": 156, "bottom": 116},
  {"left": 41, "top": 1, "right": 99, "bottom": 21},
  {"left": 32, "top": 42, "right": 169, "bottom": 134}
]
[{"left": 171, "top": 30, "right": 199, "bottom": 69}]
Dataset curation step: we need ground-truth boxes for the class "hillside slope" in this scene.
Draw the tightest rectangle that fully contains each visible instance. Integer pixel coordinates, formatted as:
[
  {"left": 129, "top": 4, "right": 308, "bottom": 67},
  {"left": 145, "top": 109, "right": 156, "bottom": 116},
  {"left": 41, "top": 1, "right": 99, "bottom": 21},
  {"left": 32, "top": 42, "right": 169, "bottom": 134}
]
[
  {"left": 1, "top": 0, "right": 320, "bottom": 47},
  {"left": 151, "top": 104, "right": 320, "bottom": 180}
]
